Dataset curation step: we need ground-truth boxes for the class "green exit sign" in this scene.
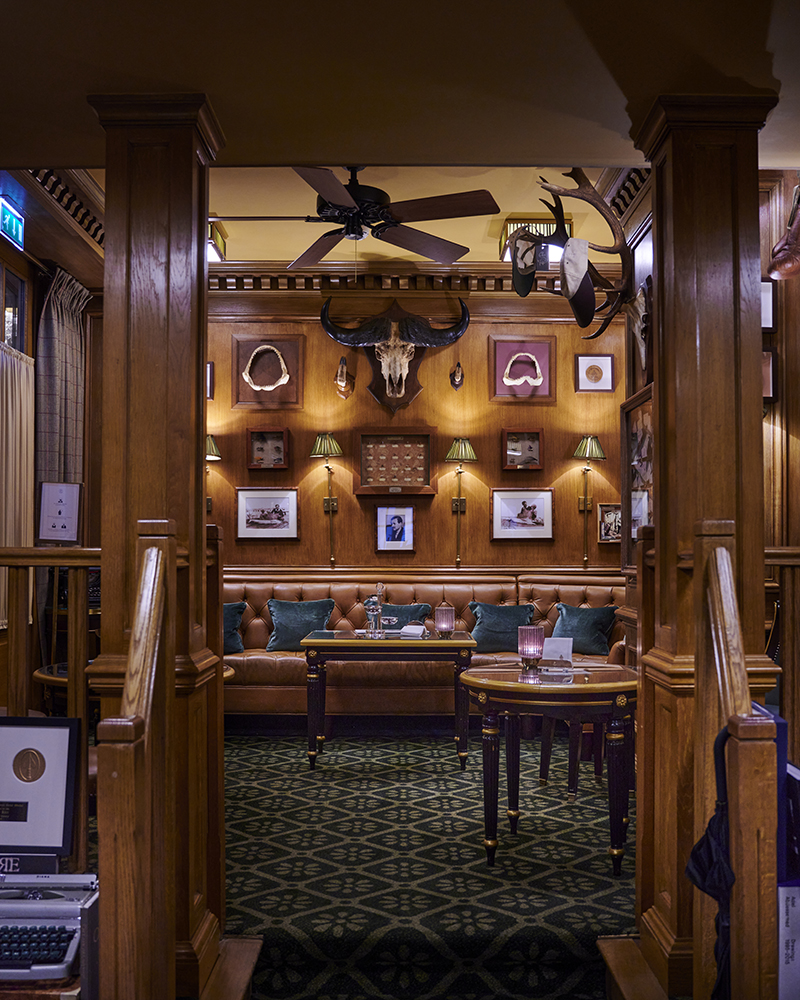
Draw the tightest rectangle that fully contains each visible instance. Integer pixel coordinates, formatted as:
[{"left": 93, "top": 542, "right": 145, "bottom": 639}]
[{"left": 0, "top": 197, "right": 24, "bottom": 250}]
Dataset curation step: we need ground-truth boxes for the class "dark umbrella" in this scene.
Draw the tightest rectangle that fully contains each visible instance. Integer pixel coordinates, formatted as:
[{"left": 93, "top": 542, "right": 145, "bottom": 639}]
[{"left": 685, "top": 726, "right": 735, "bottom": 1000}]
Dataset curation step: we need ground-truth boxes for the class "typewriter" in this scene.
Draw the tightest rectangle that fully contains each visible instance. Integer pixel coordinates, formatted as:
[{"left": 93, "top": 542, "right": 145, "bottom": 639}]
[{"left": 0, "top": 874, "right": 98, "bottom": 998}]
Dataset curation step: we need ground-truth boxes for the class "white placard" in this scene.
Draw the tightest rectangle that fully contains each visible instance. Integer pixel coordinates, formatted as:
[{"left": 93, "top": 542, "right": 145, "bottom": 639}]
[
  {"left": 38, "top": 482, "right": 81, "bottom": 543},
  {"left": 542, "top": 637, "right": 573, "bottom": 664}
]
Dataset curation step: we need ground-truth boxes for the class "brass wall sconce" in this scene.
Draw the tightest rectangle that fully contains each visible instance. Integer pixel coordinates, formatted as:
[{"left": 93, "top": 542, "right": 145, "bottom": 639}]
[
  {"left": 445, "top": 437, "right": 477, "bottom": 568},
  {"left": 310, "top": 432, "right": 343, "bottom": 566},
  {"left": 573, "top": 434, "right": 605, "bottom": 567}
]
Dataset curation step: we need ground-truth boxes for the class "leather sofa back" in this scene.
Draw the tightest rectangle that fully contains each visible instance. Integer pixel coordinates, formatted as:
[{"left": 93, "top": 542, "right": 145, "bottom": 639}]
[{"left": 222, "top": 568, "right": 625, "bottom": 650}]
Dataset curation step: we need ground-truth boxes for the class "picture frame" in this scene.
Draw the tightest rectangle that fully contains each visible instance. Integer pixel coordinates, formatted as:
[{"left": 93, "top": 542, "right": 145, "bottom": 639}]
[
  {"left": 489, "top": 334, "right": 557, "bottom": 403},
  {"left": 763, "top": 347, "right": 776, "bottom": 402},
  {"left": 0, "top": 716, "right": 79, "bottom": 854},
  {"left": 598, "top": 502, "right": 622, "bottom": 543},
  {"left": 621, "top": 385, "right": 654, "bottom": 568},
  {"left": 492, "top": 488, "right": 554, "bottom": 540},
  {"left": 37, "top": 482, "right": 82, "bottom": 544},
  {"left": 575, "top": 354, "right": 614, "bottom": 392},
  {"left": 247, "top": 428, "right": 289, "bottom": 469},
  {"left": 354, "top": 430, "right": 436, "bottom": 495},
  {"left": 376, "top": 505, "right": 415, "bottom": 552},
  {"left": 502, "top": 429, "right": 544, "bottom": 470},
  {"left": 761, "top": 280, "right": 775, "bottom": 333},
  {"left": 236, "top": 487, "right": 298, "bottom": 540},
  {"left": 231, "top": 331, "right": 304, "bottom": 410}
]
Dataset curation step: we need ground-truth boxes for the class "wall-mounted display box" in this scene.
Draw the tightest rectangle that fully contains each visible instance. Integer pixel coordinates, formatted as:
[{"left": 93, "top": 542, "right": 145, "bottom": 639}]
[{"left": 354, "top": 431, "right": 437, "bottom": 496}]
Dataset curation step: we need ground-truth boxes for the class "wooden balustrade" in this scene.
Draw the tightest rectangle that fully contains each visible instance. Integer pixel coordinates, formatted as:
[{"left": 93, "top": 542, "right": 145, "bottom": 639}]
[
  {"left": 765, "top": 547, "right": 800, "bottom": 761},
  {"left": 96, "top": 520, "right": 177, "bottom": 999},
  {"left": 695, "top": 525, "right": 777, "bottom": 1000},
  {"left": 0, "top": 545, "right": 101, "bottom": 872}
]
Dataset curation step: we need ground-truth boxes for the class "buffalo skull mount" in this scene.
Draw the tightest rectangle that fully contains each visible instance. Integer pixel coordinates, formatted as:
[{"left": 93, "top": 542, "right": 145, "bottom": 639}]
[{"left": 320, "top": 297, "right": 470, "bottom": 412}]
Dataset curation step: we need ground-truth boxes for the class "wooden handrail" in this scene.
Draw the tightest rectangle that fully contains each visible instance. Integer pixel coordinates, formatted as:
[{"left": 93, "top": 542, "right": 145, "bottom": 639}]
[
  {"left": 695, "top": 528, "right": 777, "bottom": 1000},
  {"left": 95, "top": 521, "right": 177, "bottom": 1000}
]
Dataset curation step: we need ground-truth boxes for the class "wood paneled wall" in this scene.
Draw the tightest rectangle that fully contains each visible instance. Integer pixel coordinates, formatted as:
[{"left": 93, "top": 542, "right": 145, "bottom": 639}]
[{"left": 207, "top": 280, "right": 625, "bottom": 569}]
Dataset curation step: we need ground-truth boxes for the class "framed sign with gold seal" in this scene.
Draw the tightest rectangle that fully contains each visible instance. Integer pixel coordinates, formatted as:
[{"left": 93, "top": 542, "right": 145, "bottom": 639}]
[
  {"left": 0, "top": 717, "right": 79, "bottom": 855},
  {"left": 575, "top": 354, "right": 614, "bottom": 392}
]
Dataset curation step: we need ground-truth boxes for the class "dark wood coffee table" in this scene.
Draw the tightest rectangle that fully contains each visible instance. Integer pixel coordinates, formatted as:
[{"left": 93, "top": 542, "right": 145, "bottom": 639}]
[
  {"left": 300, "top": 629, "right": 476, "bottom": 769},
  {"left": 459, "top": 663, "right": 637, "bottom": 875}
]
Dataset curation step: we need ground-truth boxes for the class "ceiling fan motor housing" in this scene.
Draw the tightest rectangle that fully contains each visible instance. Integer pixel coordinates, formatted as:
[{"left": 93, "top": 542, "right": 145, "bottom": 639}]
[{"left": 315, "top": 181, "right": 392, "bottom": 227}]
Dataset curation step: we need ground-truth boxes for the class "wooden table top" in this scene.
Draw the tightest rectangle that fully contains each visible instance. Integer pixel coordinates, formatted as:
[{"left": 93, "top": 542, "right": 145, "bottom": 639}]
[
  {"left": 300, "top": 629, "right": 476, "bottom": 650},
  {"left": 460, "top": 663, "right": 638, "bottom": 701}
]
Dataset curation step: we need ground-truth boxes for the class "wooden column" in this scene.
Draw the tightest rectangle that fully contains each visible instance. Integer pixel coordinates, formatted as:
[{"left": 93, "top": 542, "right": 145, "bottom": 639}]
[
  {"left": 633, "top": 95, "right": 777, "bottom": 998},
  {"left": 87, "top": 94, "right": 225, "bottom": 997}
]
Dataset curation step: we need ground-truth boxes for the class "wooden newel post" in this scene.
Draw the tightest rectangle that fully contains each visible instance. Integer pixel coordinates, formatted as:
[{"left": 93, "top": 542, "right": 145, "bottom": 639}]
[{"left": 96, "top": 519, "right": 176, "bottom": 1000}]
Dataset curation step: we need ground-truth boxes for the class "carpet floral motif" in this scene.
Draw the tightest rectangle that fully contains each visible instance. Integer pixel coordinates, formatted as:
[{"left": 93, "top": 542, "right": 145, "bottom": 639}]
[{"left": 224, "top": 729, "right": 637, "bottom": 999}]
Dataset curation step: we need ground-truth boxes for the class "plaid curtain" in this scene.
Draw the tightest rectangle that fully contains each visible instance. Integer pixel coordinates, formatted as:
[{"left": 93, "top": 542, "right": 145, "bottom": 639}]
[
  {"left": 0, "top": 341, "right": 35, "bottom": 627},
  {"left": 35, "top": 268, "right": 92, "bottom": 487}
]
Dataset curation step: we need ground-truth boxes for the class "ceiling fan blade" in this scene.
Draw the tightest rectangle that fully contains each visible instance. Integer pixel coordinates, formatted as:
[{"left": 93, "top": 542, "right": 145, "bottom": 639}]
[
  {"left": 387, "top": 189, "right": 500, "bottom": 223},
  {"left": 373, "top": 224, "right": 469, "bottom": 265},
  {"left": 293, "top": 166, "right": 358, "bottom": 209},
  {"left": 286, "top": 229, "right": 345, "bottom": 270}
]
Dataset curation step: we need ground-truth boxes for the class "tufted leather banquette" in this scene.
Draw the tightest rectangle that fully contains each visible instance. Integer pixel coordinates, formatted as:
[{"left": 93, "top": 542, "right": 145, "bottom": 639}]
[{"left": 221, "top": 567, "right": 626, "bottom": 715}]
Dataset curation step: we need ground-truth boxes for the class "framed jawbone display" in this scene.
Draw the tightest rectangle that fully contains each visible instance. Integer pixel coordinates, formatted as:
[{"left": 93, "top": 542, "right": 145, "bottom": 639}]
[{"left": 231, "top": 330, "right": 305, "bottom": 409}]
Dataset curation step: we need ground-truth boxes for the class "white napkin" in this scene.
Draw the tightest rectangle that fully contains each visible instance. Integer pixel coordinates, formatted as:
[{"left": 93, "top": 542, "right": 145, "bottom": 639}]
[{"left": 400, "top": 623, "right": 426, "bottom": 638}]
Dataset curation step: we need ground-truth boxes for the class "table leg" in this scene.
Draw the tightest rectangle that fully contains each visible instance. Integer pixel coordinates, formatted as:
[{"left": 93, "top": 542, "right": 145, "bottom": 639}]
[
  {"left": 505, "top": 713, "right": 521, "bottom": 835},
  {"left": 592, "top": 723, "right": 604, "bottom": 783},
  {"left": 539, "top": 715, "right": 556, "bottom": 785},
  {"left": 306, "top": 657, "right": 326, "bottom": 769},
  {"left": 454, "top": 655, "right": 471, "bottom": 770},
  {"left": 605, "top": 716, "right": 628, "bottom": 876},
  {"left": 567, "top": 721, "right": 582, "bottom": 800},
  {"left": 481, "top": 709, "right": 500, "bottom": 866}
]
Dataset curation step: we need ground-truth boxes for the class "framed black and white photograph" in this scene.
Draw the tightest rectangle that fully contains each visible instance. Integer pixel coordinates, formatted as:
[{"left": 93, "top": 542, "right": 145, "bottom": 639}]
[
  {"left": 0, "top": 716, "right": 79, "bottom": 854},
  {"left": 575, "top": 354, "right": 614, "bottom": 392},
  {"left": 492, "top": 488, "right": 554, "bottom": 540},
  {"left": 598, "top": 503, "right": 622, "bottom": 543},
  {"left": 236, "top": 487, "right": 298, "bottom": 540},
  {"left": 376, "top": 505, "right": 415, "bottom": 552},
  {"left": 502, "top": 429, "right": 544, "bottom": 470},
  {"left": 621, "top": 385, "right": 654, "bottom": 568},
  {"left": 37, "top": 482, "right": 82, "bottom": 544},
  {"left": 247, "top": 428, "right": 289, "bottom": 469}
]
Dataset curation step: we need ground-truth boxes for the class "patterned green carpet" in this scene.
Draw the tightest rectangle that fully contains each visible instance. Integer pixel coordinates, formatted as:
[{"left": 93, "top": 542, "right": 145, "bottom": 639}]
[{"left": 223, "top": 723, "right": 637, "bottom": 999}]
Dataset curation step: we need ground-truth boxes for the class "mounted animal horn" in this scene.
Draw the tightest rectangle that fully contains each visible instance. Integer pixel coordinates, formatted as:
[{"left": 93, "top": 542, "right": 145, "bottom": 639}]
[{"left": 320, "top": 298, "right": 469, "bottom": 412}]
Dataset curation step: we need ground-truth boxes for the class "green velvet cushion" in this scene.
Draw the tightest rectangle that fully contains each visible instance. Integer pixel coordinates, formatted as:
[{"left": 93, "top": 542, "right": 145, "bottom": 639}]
[
  {"left": 266, "top": 598, "right": 335, "bottom": 651},
  {"left": 552, "top": 603, "right": 618, "bottom": 656},
  {"left": 467, "top": 601, "right": 534, "bottom": 652},
  {"left": 380, "top": 603, "right": 432, "bottom": 627},
  {"left": 223, "top": 601, "right": 247, "bottom": 654}
]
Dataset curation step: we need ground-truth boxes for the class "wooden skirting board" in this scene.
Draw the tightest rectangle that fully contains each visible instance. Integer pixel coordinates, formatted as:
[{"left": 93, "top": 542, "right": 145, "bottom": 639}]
[
  {"left": 597, "top": 936, "right": 669, "bottom": 1000},
  {"left": 200, "top": 936, "right": 262, "bottom": 1000}
]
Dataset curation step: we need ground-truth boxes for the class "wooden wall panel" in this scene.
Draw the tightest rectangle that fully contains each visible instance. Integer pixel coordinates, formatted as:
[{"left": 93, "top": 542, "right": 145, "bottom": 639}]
[{"left": 207, "top": 292, "right": 626, "bottom": 569}]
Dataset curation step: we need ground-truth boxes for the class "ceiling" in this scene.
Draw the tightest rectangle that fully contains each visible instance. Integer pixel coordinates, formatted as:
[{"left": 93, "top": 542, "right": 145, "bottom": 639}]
[{"left": 3, "top": 2, "right": 800, "bottom": 268}]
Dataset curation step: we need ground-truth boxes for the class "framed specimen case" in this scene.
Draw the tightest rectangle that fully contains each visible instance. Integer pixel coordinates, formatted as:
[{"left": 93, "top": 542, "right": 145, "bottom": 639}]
[
  {"left": 231, "top": 331, "right": 304, "bottom": 410},
  {"left": 489, "top": 334, "right": 557, "bottom": 403},
  {"left": 354, "top": 431, "right": 436, "bottom": 495},
  {"left": 247, "top": 428, "right": 289, "bottom": 469},
  {"left": 502, "top": 430, "right": 544, "bottom": 470}
]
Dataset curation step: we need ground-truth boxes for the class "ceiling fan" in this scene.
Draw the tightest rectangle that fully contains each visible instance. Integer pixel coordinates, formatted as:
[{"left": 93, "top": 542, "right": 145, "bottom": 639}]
[{"left": 211, "top": 166, "right": 500, "bottom": 269}]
